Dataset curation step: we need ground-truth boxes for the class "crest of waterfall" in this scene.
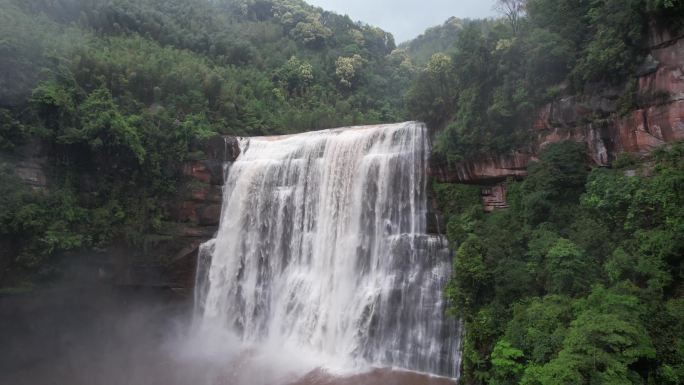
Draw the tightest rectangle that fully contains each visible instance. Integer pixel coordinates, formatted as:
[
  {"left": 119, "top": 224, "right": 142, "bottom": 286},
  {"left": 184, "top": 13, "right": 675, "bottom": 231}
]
[{"left": 195, "top": 121, "right": 461, "bottom": 378}]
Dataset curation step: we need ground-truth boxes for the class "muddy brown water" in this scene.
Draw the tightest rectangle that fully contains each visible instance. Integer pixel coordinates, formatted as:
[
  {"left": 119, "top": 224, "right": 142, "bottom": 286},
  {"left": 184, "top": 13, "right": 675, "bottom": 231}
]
[{"left": 287, "top": 368, "right": 457, "bottom": 385}]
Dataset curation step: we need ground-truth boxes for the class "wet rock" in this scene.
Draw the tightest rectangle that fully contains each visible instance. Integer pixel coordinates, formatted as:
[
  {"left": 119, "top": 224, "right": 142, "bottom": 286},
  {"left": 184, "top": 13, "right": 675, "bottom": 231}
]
[{"left": 429, "top": 152, "right": 531, "bottom": 183}]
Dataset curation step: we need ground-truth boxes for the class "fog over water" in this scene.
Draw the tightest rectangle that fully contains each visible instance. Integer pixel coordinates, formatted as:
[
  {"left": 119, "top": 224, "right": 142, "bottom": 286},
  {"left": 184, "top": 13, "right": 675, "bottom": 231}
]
[{"left": 0, "top": 273, "right": 456, "bottom": 385}]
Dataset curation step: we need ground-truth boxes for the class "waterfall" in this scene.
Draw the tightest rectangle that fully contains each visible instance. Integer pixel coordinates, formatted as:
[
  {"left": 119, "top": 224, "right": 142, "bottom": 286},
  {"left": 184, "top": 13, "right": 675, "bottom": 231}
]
[{"left": 195, "top": 121, "right": 461, "bottom": 378}]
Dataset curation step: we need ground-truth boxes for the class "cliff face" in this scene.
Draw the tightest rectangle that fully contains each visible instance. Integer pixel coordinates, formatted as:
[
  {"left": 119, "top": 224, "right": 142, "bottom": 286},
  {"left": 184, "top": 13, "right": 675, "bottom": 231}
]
[
  {"left": 105, "top": 136, "right": 240, "bottom": 291},
  {"left": 6, "top": 136, "right": 240, "bottom": 291},
  {"left": 85, "top": 136, "right": 240, "bottom": 291},
  {"left": 431, "top": 27, "right": 684, "bottom": 186}
]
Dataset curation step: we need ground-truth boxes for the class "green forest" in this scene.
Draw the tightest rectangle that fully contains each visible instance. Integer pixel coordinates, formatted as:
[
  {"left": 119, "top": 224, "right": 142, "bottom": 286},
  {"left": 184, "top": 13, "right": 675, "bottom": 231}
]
[
  {"left": 438, "top": 143, "right": 684, "bottom": 384},
  {"left": 1, "top": 0, "right": 683, "bottom": 384},
  {"left": 0, "top": 0, "right": 414, "bottom": 279}
]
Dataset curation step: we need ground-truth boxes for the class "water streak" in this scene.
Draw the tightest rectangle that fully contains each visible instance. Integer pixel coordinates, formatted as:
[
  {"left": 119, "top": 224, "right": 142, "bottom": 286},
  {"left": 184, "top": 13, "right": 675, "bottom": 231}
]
[{"left": 195, "top": 122, "right": 461, "bottom": 378}]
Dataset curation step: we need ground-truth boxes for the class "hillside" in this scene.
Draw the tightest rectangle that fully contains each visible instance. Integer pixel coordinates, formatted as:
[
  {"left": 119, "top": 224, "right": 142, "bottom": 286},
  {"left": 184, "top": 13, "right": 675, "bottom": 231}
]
[
  {"left": 0, "top": 0, "right": 418, "bottom": 287},
  {"left": 406, "top": 1, "right": 684, "bottom": 384},
  {"left": 408, "top": 0, "right": 684, "bottom": 164},
  {"left": 1, "top": 1, "right": 684, "bottom": 384}
]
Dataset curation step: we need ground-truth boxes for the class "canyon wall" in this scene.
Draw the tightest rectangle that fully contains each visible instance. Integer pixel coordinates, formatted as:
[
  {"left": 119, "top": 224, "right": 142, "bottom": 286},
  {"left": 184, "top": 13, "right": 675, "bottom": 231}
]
[
  {"left": 6, "top": 137, "right": 240, "bottom": 291},
  {"left": 431, "top": 28, "right": 684, "bottom": 185}
]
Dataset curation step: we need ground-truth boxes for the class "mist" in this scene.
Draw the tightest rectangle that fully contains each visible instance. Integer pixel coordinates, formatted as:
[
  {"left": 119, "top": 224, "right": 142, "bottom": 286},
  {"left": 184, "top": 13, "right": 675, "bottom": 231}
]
[
  {"left": 0, "top": 281, "right": 455, "bottom": 385},
  {"left": 0, "top": 282, "right": 319, "bottom": 385}
]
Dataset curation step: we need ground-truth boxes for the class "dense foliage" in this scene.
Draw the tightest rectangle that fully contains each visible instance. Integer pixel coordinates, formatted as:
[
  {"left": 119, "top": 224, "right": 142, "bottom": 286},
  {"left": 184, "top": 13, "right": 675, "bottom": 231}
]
[
  {"left": 408, "top": 0, "right": 684, "bottom": 163},
  {"left": 438, "top": 142, "right": 684, "bottom": 385},
  {"left": 1, "top": 1, "right": 683, "bottom": 383},
  {"left": 2, "top": 0, "right": 413, "bottom": 133},
  {"left": 0, "top": 0, "right": 418, "bottom": 282}
]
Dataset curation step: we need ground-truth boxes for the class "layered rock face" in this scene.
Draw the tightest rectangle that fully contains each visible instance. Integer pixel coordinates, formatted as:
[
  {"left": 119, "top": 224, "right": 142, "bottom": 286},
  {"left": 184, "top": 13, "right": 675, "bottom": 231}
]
[
  {"left": 5, "top": 136, "right": 240, "bottom": 291},
  {"left": 159, "top": 136, "right": 240, "bottom": 289},
  {"left": 432, "top": 28, "right": 684, "bottom": 186}
]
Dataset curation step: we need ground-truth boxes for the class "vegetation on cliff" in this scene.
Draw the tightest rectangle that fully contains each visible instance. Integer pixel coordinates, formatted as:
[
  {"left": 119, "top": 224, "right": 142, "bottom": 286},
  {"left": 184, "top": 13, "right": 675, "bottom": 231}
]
[
  {"left": 408, "top": 0, "right": 684, "bottom": 163},
  {"left": 1, "top": 1, "right": 683, "bottom": 383},
  {"left": 422, "top": 2, "right": 684, "bottom": 383},
  {"left": 438, "top": 142, "right": 684, "bottom": 385},
  {"left": 0, "top": 0, "right": 416, "bottom": 282}
]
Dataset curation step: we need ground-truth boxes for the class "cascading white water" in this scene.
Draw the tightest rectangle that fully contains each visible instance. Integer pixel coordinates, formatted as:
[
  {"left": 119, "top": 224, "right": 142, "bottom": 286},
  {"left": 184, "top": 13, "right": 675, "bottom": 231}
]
[{"left": 195, "top": 121, "right": 461, "bottom": 379}]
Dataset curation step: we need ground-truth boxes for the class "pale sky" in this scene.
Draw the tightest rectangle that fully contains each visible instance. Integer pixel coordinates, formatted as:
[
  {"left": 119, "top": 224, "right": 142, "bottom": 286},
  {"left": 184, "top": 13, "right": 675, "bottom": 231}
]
[{"left": 306, "top": 0, "right": 497, "bottom": 43}]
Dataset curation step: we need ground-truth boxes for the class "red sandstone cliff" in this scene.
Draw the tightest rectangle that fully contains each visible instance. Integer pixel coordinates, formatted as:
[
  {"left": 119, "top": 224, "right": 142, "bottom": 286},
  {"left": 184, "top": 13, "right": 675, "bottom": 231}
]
[{"left": 431, "top": 27, "right": 684, "bottom": 185}]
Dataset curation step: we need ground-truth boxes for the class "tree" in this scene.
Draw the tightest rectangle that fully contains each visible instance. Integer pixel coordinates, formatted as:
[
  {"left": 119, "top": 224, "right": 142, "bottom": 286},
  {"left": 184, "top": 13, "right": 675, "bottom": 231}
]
[
  {"left": 68, "top": 87, "right": 146, "bottom": 164},
  {"left": 533, "top": 287, "right": 656, "bottom": 385},
  {"left": 446, "top": 234, "right": 491, "bottom": 314},
  {"left": 274, "top": 56, "right": 314, "bottom": 97},
  {"left": 494, "top": 0, "right": 527, "bottom": 34},
  {"left": 406, "top": 52, "right": 458, "bottom": 129},
  {"left": 290, "top": 19, "right": 332, "bottom": 48},
  {"left": 490, "top": 340, "right": 525, "bottom": 385},
  {"left": 0, "top": 109, "right": 32, "bottom": 150},
  {"left": 335, "top": 54, "right": 363, "bottom": 88},
  {"left": 524, "top": 142, "right": 588, "bottom": 200},
  {"left": 545, "top": 239, "right": 593, "bottom": 296},
  {"left": 505, "top": 296, "right": 573, "bottom": 364}
]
